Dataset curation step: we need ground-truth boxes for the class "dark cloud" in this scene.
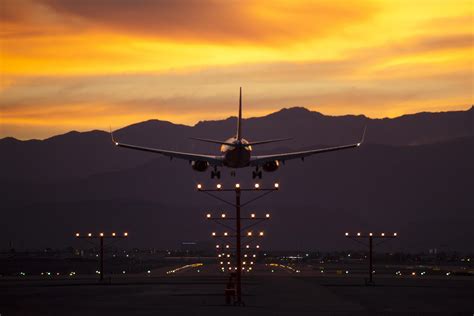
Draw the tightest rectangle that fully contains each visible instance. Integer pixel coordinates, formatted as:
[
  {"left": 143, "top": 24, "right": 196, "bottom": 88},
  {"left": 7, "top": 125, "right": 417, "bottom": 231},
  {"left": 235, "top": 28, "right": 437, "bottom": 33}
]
[{"left": 33, "top": 0, "right": 377, "bottom": 44}]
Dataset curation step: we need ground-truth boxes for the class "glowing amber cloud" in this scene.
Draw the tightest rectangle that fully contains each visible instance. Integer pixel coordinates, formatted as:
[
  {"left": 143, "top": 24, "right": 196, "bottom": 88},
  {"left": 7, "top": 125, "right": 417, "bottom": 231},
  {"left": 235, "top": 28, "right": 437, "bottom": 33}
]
[{"left": 0, "top": 0, "right": 472, "bottom": 139}]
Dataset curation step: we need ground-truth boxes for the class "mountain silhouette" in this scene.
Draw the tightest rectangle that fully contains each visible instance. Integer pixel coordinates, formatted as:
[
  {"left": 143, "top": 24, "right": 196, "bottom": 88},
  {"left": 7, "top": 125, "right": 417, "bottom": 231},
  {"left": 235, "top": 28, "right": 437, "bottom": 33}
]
[{"left": 0, "top": 107, "right": 472, "bottom": 251}]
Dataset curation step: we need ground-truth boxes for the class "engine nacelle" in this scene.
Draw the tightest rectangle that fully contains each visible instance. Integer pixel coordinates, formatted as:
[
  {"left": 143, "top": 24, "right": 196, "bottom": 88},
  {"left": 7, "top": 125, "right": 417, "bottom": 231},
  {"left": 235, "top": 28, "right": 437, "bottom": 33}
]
[
  {"left": 262, "top": 160, "right": 280, "bottom": 172},
  {"left": 191, "top": 160, "right": 209, "bottom": 172}
]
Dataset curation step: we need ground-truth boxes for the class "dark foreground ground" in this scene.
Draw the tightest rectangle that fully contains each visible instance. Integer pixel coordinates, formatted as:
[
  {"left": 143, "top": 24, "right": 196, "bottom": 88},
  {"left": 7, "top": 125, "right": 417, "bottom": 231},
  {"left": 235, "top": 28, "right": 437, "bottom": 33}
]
[{"left": 1, "top": 264, "right": 473, "bottom": 316}]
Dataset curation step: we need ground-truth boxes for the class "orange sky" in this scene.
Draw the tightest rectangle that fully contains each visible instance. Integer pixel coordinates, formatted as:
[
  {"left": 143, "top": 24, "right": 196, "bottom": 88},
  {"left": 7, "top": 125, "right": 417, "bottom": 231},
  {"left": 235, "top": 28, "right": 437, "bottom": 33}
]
[{"left": 0, "top": 0, "right": 473, "bottom": 139}]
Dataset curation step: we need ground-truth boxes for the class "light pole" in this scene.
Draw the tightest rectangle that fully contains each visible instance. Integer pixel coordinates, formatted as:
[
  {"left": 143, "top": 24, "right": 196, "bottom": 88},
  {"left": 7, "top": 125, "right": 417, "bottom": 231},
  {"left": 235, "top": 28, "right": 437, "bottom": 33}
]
[
  {"left": 344, "top": 232, "right": 398, "bottom": 285},
  {"left": 75, "top": 232, "right": 129, "bottom": 282},
  {"left": 198, "top": 182, "right": 278, "bottom": 305}
]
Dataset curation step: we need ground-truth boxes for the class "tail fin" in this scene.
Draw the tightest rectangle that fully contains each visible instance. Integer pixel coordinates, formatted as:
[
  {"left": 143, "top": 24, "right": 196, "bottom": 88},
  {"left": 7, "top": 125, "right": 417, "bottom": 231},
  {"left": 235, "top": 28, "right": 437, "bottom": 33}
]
[{"left": 237, "top": 87, "right": 242, "bottom": 140}]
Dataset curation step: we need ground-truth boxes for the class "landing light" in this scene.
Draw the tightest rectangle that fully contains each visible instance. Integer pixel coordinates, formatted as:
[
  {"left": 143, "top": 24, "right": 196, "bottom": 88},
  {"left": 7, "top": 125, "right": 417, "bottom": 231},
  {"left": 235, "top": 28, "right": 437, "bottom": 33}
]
[
  {"left": 75, "top": 233, "right": 80, "bottom": 237},
  {"left": 265, "top": 213, "right": 270, "bottom": 218},
  {"left": 274, "top": 183, "right": 279, "bottom": 189},
  {"left": 206, "top": 213, "right": 211, "bottom": 218},
  {"left": 124, "top": 232, "right": 128, "bottom": 237},
  {"left": 221, "top": 214, "right": 226, "bottom": 218},
  {"left": 345, "top": 232, "right": 349, "bottom": 236},
  {"left": 357, "top": 232, "right": 361, "bottom": 236},
  {"left": 369, "top": 232, "right": 373, "bottom": 236},
  {"left": 393, "top": 233, "right": 398, "bottom": 237},
  {"left": 235, "top": 183, "right": 240, "bottom": 188},
  {"left": 254, "top": 183, "right": 260, "bottom": 189},
  {"left": 251, "top": 213, "right": 256, "bottom": 218},
  {"left": 381, "top": 232, "right": 385, "bottom": 236},
  {"left": 112, "top": 232, "right": 116, "bottom": 237},
  {"left": 88, "top": 233, "right": 92, "bottom": 237},
  {"left": 217, "top": 184, "right": 222, "bottom": 189},
  {"left": 197, "top": 184, "right": 202, "bottom": 190},
  {"left": 259, "top": 231, "right": 264, "bottom": 236}
]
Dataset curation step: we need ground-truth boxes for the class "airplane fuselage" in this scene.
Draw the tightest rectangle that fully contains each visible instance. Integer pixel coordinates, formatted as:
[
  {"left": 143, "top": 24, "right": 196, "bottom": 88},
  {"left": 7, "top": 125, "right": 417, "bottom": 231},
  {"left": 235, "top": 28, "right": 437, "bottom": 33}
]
[{"left": 221, "top": 137, "right": 252, "bottom": 168}]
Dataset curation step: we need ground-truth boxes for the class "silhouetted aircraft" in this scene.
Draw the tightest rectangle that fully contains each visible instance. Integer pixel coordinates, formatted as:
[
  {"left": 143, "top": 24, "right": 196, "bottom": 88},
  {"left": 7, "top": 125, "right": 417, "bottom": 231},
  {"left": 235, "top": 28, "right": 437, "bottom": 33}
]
[{"left": 111, "top": 88, "right": 365, "bottom": 179}]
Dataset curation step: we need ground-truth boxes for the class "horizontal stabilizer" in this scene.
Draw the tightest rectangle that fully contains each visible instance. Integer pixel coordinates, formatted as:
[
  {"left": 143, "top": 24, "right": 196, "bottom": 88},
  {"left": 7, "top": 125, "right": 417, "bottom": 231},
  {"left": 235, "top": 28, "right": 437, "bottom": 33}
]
[
  {"left": 189, "top": 137, "right": 236, "bottom": 146},
  {"left": 245, "top": 138, "right": 292, "bottom": 146}
]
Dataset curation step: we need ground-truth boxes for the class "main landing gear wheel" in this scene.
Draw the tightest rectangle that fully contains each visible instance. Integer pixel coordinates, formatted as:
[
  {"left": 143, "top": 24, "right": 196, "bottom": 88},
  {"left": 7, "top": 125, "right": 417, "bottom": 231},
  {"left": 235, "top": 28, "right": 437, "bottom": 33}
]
[
  {"left": 211, "top": 170, "right": 221, "bottom": 179},
  {"left": 252, "top": 170, "right": 262, "bottom": 179}
]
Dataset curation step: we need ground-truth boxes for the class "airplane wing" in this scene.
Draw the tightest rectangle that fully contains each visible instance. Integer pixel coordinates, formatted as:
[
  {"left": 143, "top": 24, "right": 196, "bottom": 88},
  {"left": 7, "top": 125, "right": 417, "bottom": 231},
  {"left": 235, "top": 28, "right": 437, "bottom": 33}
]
[
  {"left": 111, "top": 133, "right": 224, "bottom": 166},
  {"left": 250, "top": 127, "right": 366, "bottom": 166}
]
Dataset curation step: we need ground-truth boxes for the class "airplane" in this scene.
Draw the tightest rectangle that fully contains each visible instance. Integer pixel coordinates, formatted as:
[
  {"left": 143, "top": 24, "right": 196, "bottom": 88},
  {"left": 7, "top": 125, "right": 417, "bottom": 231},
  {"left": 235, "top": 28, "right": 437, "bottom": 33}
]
[{"left": 111, "top": 88, "right": 366, "bottom": 179}]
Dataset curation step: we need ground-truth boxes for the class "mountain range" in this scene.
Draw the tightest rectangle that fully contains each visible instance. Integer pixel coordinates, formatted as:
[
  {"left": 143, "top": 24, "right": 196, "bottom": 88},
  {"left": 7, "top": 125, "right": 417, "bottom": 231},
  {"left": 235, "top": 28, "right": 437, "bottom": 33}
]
[{"left": 1, "top": 106, "right": 473, "bottom": 252}]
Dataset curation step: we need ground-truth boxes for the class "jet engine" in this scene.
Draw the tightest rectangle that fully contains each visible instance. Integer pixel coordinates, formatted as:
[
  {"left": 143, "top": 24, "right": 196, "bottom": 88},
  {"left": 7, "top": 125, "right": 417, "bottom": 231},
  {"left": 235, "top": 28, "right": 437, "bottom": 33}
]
[
  {"left": 262, "top": 160, "right": 280, "bottom": 172},
  {"left": 191, "top": 160, "right": 209, "bottom": 172}
]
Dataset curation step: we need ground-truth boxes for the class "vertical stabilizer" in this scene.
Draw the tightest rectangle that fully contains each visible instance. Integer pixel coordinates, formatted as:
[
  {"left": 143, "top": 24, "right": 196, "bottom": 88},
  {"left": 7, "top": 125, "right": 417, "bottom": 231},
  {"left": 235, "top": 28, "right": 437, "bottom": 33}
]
[{"left": 237, "top": 87, "right": 242, "bottom": 140}]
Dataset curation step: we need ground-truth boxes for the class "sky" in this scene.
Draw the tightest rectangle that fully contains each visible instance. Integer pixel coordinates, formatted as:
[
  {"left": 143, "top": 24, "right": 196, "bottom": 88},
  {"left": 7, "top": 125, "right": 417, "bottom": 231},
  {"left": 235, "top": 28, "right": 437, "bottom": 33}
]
[{"left": 0, "top": 0, "right": 473, "bottom": 139}]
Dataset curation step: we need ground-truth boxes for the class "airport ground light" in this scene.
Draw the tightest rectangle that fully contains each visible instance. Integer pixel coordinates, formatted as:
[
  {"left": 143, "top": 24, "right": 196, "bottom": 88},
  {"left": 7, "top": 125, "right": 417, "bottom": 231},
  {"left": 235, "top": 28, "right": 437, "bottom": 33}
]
[
  {"left": 74, "top": 232, "right": 129, "bottom": 282},
  {"left": 197, "top": 182, "right": 278, "bottom": 306},
  {"left": 345, "top": 232, "right": 398, "bottom": 285}
]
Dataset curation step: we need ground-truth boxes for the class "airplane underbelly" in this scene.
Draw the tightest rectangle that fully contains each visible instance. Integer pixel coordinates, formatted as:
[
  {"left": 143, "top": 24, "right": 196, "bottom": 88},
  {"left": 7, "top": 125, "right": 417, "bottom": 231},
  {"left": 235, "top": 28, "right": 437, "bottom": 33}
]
[{"left": 224, "top": 148, "right": 250, "bottom": 168}]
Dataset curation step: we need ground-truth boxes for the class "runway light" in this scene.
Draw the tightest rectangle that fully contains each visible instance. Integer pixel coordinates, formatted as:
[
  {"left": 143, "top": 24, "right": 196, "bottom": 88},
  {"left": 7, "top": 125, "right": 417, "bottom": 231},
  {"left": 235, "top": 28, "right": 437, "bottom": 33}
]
[
  {"left": 224, "top": 232, "right": 228, "bottom": 236},
  {"left": 124, "top": 232, "right": 128, "bottom": 237},
  {"left": 254, "top": 183, "right": 260, "bottom": 189},
  {"left": 197, "top": 184, "right": 202, "bottom": 190},
  {"left": 246, "top": 245, "right": 250, "bottom": 249},
  {"left": 393, "top": 232, "right": 398, "bottom": 237},
  {"left": 247, "top": 232, "right": 253, "bottom": 236},
  {"left": 112, "top": 232, "right": 116, "bottom": 237},
  {"left": 259, "top": 231, "right": 264, "bottom": 236},
  {"left": 216, "top": 245, "right": 220, "bottom": 248},
  {"left": 235, "top": 183, "right": 240, "bottom": 188},
  {"left": 256, "top": 245, "right": 260, "bottom": 249},
  {"left": 265, "top": 213, "right": 270, "bottom": 218},
  {"left": 147, "top": 270, "right": 151, "bottom": 274},
  {"left": 357, "top": 232, "right": 361, "bottom": 236},
  {"left": 244, "top": 254, "right": 247, "bottom": 258},
  {"left": 221, "top": 213, "right": 226, "bottom": 218},
  {"left": 75, "top": 233, "right": 80, "bottom": 237},
  {"left": 206, "top": 213, "right": 211, "bottom": 218},
  {"left": 381, "top": 232, "right": 385, "bottom": 236},
  {"left": 225, "top": 245, "right": 230, "bottom": 249},
  {"left": 217, "top": 184, "right": 222, "bottom": 189},
  {"left": 212, "top": 232, "right": 216, "bottom": 236},
  {"left": 345, "top": 232, "right": 349, "bottom": 236},
  {"left": 369, "top": 232, "right": 373, "bottom": 236},
  {"left": 226, "top": 254, "right": 230, "bottom": 258},
  {"left": 100, "top": 232, "right": 104, "bottom": 237},
  {"left": 88, "top": 233, "right": 92, "bottom": 237},
  {"left": 251, "top": 213, "right": 256, "bottom": 218},
  {"left": 274, "top": 183, "right": 279, "bottom": 189}
]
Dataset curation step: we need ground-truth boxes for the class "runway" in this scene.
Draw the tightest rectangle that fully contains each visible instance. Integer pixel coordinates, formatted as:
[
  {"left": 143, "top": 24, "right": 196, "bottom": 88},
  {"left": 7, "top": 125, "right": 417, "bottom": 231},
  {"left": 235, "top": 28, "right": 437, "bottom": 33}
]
[{"left": 2, "top": 263, "right": 473, "bottom": 315}]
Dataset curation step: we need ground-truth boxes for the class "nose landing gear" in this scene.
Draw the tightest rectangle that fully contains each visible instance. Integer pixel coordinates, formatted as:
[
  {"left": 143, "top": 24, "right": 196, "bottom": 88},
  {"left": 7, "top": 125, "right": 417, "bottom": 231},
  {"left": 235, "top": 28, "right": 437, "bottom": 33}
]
[
  {"left": 252, "top": 168, "right": 262, "bottom": 179},
  {"left": 211, "top": 167, "right": 221, "bottom": 179}
]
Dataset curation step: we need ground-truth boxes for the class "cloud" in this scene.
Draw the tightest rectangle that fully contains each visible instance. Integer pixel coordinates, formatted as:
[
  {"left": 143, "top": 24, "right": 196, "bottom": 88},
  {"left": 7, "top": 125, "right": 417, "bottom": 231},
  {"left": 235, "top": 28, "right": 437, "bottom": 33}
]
[{"left": 4, "top": 0, "right": 377, "bottom": 45}]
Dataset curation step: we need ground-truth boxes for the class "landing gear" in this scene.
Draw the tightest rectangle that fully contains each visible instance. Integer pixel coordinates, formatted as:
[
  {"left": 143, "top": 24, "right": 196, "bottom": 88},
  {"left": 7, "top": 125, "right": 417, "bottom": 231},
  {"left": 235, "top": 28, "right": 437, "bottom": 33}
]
[
  {"left": 252, "top": 168, "right": 262, "bottom": 179},
  {"left": 211, "top": 167, "right": 221, "bottom": 179}
]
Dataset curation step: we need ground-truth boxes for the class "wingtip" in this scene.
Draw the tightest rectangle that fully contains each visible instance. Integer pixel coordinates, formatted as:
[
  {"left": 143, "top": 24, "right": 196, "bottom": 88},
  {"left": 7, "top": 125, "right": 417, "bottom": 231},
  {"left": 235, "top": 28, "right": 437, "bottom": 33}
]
[
  {"left": 359, "top": 126, "right": 367, "bottom": 146},
  {"left": 110, "top": 126, "right": 119, "bottom": 146}
]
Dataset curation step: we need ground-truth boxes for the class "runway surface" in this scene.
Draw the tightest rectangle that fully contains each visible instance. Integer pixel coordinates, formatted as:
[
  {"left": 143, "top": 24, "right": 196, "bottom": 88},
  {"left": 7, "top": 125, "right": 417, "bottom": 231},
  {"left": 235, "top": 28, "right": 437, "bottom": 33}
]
[{"left": 2, "top": 263, "right": 473, "bottom": 315}]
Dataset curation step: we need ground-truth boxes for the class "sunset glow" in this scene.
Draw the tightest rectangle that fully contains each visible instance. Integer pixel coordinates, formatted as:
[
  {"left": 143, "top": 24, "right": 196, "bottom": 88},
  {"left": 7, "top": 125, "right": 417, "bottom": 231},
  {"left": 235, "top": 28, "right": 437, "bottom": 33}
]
[{"left": 1, "top": 0, "right": 472, "bottom": 139}]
